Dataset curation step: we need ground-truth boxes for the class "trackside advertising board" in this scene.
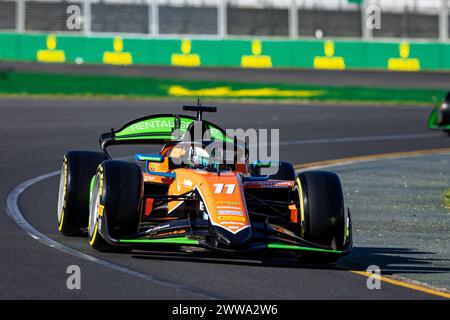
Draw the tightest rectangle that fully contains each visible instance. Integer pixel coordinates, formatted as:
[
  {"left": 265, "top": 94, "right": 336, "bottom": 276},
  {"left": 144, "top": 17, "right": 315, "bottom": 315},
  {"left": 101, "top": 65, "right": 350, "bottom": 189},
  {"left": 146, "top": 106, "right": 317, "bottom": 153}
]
[{"left": 0, "top": 33, "right": 449, "bottom": 71}]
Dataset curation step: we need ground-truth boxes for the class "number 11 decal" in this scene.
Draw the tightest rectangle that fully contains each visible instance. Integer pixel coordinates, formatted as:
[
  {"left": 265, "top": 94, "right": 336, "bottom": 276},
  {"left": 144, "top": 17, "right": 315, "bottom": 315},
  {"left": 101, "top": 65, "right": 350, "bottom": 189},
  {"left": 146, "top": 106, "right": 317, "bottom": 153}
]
[{"left": 213, "top": 183, "right": 236, "bottom": 194}]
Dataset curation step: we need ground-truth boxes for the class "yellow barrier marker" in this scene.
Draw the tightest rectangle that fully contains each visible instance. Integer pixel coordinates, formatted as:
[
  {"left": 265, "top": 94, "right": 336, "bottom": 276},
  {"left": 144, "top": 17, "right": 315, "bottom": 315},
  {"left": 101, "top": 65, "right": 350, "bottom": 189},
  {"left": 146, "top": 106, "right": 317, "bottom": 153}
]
[
  {"left": 103, "top": 36, "right": 133, "bottom": 65},
  {"left": 36, "top": 34, "right": 66, "bottom": 63},
  {"left": 241, "top": 39, "right": 272, "bottom": 68},
  {"left": 171, "top": 39, "right": 201, "bottom": 67},
  {"left": 388, "top": 42, "right": 421, "bottom": 71},
  {"left": 313, "top": 40, "right": 345, "bottom": 70}
]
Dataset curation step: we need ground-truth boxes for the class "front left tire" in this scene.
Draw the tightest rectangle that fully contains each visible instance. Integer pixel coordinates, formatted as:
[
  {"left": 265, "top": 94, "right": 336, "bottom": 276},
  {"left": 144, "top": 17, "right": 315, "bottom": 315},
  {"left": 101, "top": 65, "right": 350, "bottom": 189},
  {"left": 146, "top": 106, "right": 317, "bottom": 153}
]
[{"left": 88, "top": 160, "right": 143, "bottom": 251}]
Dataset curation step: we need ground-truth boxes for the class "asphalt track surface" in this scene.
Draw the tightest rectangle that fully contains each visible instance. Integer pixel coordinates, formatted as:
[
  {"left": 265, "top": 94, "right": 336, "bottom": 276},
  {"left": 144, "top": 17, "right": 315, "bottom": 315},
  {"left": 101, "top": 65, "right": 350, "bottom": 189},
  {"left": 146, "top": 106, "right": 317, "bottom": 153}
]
[
  {"left": 1, "top": 96, "right": 450, "bottom": 299},
  {"left": 325, "top": 154, "right": 450, "bottom": 291}
]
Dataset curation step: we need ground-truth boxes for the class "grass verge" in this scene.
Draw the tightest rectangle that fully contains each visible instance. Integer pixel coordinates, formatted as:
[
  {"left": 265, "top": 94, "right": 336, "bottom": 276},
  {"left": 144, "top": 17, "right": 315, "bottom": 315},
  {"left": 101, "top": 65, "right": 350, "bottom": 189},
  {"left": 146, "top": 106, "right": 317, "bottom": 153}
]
[{"left": 0, "top": 70, "right": 445, "bottom": 105}]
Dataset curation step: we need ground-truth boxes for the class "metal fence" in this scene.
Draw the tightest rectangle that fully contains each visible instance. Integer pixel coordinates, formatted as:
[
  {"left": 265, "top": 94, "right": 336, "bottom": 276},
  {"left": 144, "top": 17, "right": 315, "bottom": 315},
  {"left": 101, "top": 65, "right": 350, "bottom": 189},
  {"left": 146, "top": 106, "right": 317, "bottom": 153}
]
[{"left": 1, "top": 0, "right": 449, "bottom": 40}]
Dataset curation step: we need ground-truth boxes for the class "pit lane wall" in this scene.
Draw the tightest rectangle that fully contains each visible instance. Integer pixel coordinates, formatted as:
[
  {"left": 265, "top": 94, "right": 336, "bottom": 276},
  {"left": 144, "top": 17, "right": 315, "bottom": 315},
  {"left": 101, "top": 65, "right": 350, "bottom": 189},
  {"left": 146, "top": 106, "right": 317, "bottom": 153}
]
[{"left": 1, "top": 33, "right": 450, "bottom": 71}]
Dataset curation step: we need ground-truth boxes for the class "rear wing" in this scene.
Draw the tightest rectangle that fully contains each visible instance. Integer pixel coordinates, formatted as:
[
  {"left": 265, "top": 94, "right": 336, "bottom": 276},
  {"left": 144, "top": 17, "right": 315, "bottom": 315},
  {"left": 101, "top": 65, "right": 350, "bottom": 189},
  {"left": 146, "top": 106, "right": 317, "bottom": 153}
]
[{"left": 99, "top": 114, "right": 230, "bottom": 151}]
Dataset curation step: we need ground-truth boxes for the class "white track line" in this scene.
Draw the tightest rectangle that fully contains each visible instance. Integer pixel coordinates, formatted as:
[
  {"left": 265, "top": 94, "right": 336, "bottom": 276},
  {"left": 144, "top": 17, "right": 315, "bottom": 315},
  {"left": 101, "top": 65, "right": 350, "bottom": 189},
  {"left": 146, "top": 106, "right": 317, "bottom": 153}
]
[
  {"left": 278, "top": 133, "right": 441, "bottom": 146},
  {"left": 253, "top": 133, "right": 441, "bottom": 149},
  {"left": 5, "top": 170, "right": 218, "bottom": 300}
]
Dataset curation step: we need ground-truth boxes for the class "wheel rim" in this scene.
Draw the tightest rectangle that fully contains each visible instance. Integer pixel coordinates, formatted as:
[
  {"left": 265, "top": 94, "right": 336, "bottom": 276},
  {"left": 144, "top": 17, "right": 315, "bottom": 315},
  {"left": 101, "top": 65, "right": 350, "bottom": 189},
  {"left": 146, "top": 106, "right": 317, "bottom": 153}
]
[
  {"left": 57, "top": 162, "right": 66, "bottom": 224},
  {"left": 89, "top": 176, "right": 100, "bottom": 237},
  {"left": 293, "top": 184, "right": 307, "bottom": 238},
  {"left": 293, "top": 185, "right": 300, "bottom": 209}
]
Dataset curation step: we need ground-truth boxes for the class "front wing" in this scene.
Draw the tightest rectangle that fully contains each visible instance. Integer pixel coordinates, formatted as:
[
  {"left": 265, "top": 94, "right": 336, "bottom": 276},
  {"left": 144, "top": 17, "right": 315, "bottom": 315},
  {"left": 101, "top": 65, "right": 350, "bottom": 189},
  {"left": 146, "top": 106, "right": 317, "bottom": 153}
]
[
  {"left": 428, "top": 108, "right": 450, "bottom": 131},
  {"left": 96, "top": 209, "right": 353, "bottom": 257}
]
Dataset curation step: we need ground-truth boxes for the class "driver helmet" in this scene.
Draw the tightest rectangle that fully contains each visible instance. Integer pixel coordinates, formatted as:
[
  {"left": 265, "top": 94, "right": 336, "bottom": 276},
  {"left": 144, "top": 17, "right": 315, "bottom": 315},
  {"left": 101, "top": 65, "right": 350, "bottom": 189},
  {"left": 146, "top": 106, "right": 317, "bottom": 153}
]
[{"left": 189, "top": 146, "right": 211, "bottom": 168}]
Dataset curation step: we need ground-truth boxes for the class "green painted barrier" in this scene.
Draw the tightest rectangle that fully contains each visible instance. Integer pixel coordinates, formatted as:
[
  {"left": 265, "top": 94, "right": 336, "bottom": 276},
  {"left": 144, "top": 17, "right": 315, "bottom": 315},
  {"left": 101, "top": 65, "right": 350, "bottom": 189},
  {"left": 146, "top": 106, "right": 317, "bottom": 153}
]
[{"left": 1, "top": 32, "right": 450, "bottom": 71}]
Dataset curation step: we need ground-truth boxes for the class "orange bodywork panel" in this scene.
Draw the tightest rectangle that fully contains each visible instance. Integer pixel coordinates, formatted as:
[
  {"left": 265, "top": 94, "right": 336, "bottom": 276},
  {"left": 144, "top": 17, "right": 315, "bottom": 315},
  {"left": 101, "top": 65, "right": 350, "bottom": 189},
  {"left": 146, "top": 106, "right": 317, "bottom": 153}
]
[
  {"left": 144, "top": 198, "right": 154, "bottom": 217},
  {"left": 243, "top": 180, "right": 294, "bottom": 189},
  {"left": 142, "top": 157, "right": 294, "bottom": 233},
  {"left": 147, "top": 157, "right": 169, "bottom": 173},
  {"left": 143, "top": 174, "right": 173, "bottom": 184},
  {"left": 235, "top": 162, "right": 248, "bottom": 175},
  {"left": 288, "top": 204, "right": 298, "bottom": 223},
  {"left": 167, "top": 168, "right": 250, "bottom": 234}
]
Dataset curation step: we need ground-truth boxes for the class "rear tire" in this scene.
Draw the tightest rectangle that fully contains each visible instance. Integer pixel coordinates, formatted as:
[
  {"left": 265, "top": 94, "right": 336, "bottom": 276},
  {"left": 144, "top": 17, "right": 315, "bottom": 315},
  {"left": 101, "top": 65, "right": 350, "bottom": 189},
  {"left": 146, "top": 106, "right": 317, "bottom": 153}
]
[
  {"left": 293, "top": 171, "right": 346, "bottom": 263},
  {"left": 57, "top": 151, "right": 107, "bottom": 236},
  {"left": 88, "top": 160, "right": 143, "bottom": 252}
]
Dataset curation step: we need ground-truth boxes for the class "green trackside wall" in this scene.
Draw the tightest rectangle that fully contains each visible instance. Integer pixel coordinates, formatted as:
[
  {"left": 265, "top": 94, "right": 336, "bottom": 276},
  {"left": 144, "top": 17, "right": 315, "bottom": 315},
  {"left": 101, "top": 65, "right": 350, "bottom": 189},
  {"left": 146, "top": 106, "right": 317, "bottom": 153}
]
[{"left": 1, "top": 32, "right": 450, "bottom": 71}]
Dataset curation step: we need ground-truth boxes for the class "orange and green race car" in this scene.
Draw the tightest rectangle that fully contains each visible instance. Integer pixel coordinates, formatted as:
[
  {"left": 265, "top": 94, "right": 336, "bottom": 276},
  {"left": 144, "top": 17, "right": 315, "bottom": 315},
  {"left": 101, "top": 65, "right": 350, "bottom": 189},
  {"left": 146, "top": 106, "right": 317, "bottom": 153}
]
[
  {"left": 56, "top": 104, "right": 352, "bottom": 263},
  {"left": 428, "top": 91, "right": 450, "bottom": 135}
]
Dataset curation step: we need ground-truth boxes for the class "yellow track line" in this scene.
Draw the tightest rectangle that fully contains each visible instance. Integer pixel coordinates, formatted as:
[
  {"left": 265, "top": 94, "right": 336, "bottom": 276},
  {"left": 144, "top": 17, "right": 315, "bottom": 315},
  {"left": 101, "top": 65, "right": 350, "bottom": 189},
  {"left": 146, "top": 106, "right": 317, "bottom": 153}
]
[
  {"left": 295, "top": 147, "right": 450, "bottom": 299},
  {"left": 351, "top": 270, "right": 450, "bottom": 299}
]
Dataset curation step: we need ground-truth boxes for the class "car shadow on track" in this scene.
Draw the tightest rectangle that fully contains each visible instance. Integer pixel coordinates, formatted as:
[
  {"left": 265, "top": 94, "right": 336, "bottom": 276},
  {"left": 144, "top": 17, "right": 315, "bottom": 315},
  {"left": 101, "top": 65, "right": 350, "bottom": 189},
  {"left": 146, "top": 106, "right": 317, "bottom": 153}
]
[
  {"left": 129, "top": 249, "right": 342, "bottom": 271},
  {"left": 127, "top": 246, "right": 450, "bottom": 275},
  {"left": 341, "top": 246, "right": 450, "bottom": 275}
]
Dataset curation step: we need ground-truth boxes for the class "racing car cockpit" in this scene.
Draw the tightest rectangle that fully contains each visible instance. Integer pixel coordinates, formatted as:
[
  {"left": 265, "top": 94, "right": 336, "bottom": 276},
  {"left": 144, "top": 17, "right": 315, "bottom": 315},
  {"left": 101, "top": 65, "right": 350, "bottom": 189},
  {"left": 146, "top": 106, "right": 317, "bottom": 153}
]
[
  {"left": 99, "top": 102, "right": 248, "bottom": 174},
  {"left": 163, "top": 140, "right": 246, "bottom": 173}
]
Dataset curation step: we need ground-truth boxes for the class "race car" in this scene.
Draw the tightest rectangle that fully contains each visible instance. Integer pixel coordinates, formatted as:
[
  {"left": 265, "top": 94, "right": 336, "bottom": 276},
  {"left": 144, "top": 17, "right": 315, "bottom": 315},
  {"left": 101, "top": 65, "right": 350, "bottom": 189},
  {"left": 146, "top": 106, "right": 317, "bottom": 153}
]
[
  {"left": 428, "top": 91, "right": 450, "bottom": 134},
  {"left": 57, "top": 104, "right": 352, "bottom": 263}
]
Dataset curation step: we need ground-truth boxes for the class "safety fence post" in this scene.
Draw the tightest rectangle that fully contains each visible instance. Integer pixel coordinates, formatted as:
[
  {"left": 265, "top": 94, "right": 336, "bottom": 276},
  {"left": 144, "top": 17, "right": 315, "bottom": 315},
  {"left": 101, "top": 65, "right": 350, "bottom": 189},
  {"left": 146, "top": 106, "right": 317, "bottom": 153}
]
[
  {"left": 16, "top": 0, "right": 25, "bottom": 33},
  {"left": 289, "top": 0, "right": 298, "bottom": 39},
  {"left": 218, "top": 0, "right": 227, "bottom": 38},
  {"left": 440, "top": 0, "right": 449, "bottom": 41},
  {"left": 83, "top": 0, "right": 91, "bottom": 35}
]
